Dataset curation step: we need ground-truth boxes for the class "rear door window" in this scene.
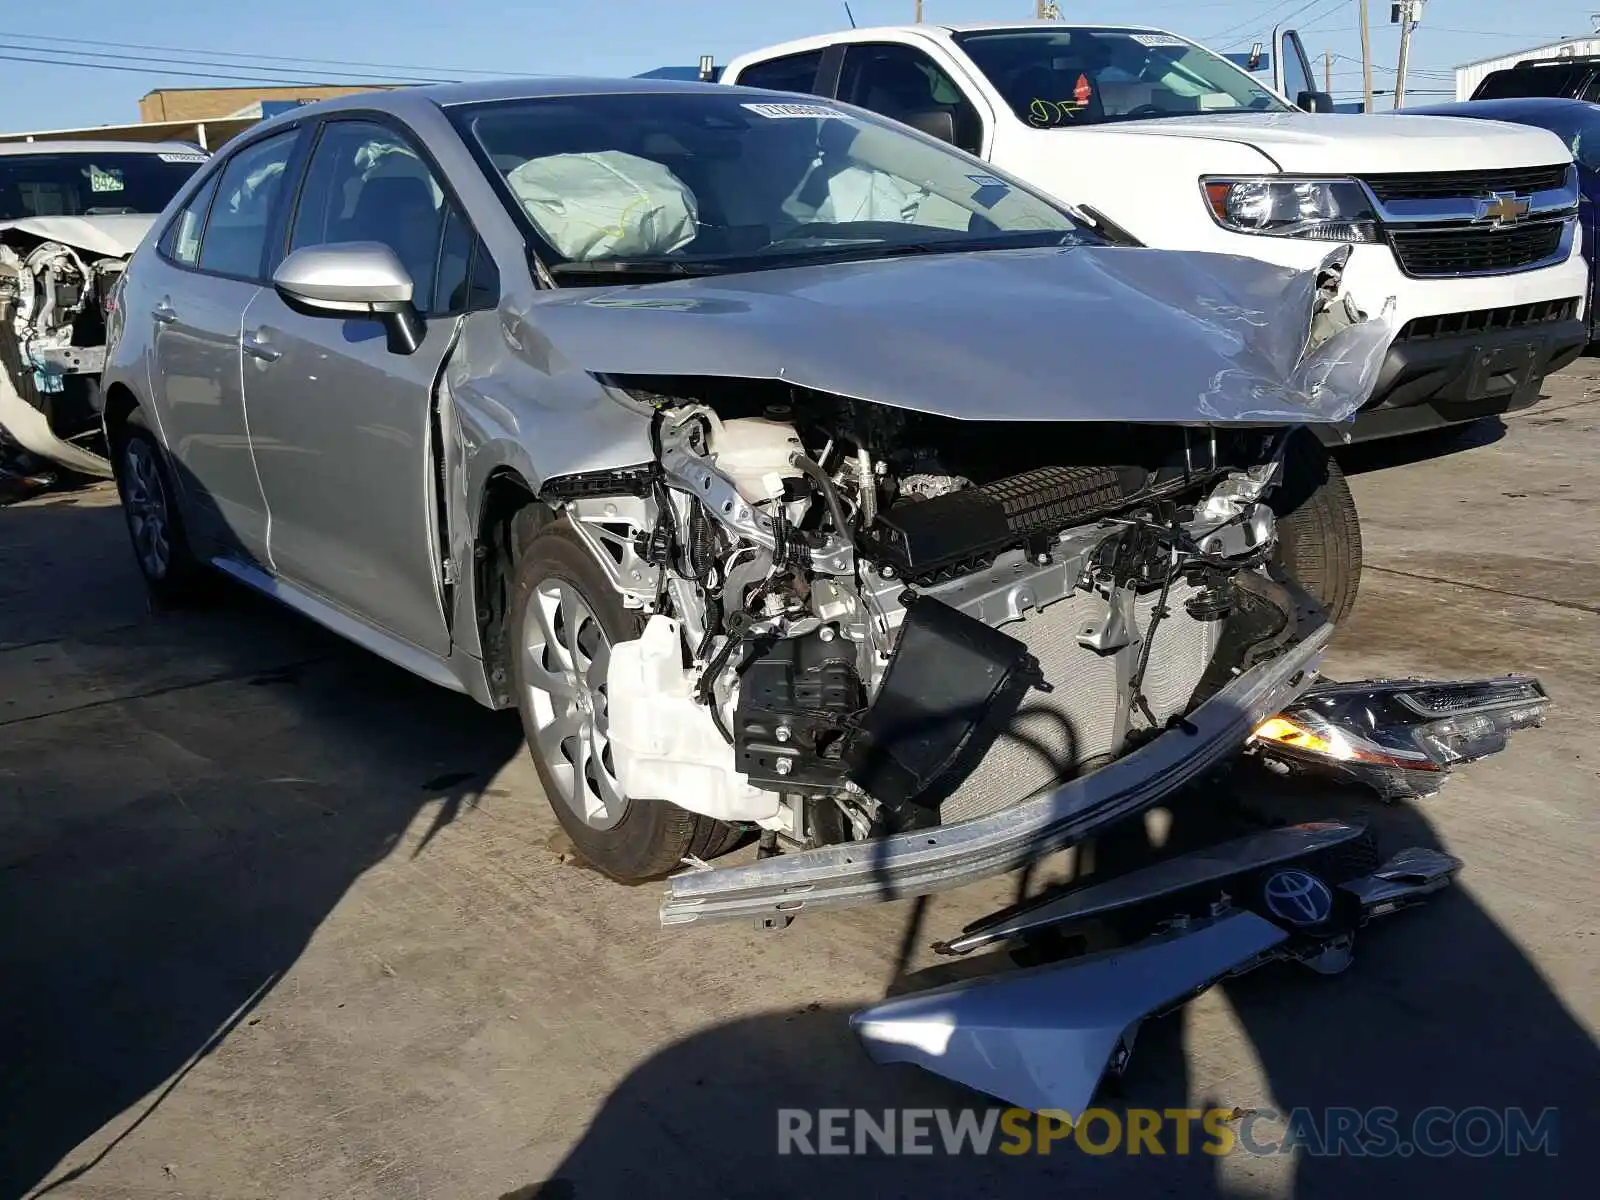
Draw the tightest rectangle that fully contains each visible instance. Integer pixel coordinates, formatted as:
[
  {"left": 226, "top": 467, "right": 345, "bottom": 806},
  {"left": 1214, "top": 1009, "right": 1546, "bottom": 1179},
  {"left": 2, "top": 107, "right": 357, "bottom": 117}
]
[
  {"left": 196, "top": 131, "right": 298, "bottom": 279},
  {"left": 737, "top": 49, "right": 826, "bottom": 95},
  {"left": 160, "top": 174, "right": 221, "bottom": 267}
]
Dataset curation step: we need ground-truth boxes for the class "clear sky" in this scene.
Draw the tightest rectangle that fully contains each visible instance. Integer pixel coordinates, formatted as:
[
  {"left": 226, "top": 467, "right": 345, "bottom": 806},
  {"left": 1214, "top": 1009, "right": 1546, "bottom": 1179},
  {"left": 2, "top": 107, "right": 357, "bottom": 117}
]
[{"left": 0, "top": 0, "right": 1586, "bottom": 131}]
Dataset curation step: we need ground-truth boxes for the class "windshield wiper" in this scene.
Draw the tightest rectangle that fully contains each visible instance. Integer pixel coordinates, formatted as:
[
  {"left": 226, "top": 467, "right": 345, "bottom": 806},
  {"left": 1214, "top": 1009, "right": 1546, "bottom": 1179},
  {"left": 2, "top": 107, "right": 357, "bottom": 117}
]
[{"left": 548, "top": 259, "right": 729, "bottom": 281}]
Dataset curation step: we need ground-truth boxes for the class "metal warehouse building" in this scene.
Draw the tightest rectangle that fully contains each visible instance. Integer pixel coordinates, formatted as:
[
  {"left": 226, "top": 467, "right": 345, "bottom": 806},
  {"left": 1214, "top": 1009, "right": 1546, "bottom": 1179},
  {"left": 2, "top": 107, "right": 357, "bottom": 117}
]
[{"left": 1455, "top": 37, "right": 1600, "bottom": 99}]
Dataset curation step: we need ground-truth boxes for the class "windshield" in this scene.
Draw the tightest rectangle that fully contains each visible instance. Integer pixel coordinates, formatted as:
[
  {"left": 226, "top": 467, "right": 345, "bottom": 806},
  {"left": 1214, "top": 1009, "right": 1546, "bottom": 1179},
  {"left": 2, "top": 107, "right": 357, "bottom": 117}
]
[
  {"left": 955, "top": 27, "right": 1290, "bottom": 127},
  {"left": 454, "top": 92, "right": 1088, "bottom": 276},
  {"left": 1473, "top": 66, "right": 1588, "bottom": 101},
  {"left": 0, "top": 150, "right": 206, "bottom": 221}
]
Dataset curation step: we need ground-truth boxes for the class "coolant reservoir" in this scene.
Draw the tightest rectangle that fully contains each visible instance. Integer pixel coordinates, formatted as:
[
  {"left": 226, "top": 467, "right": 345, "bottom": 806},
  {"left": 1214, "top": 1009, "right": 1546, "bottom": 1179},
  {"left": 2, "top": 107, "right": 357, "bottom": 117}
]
[{"left": 713, "top": 418, "right": 804, "bottom": 505}]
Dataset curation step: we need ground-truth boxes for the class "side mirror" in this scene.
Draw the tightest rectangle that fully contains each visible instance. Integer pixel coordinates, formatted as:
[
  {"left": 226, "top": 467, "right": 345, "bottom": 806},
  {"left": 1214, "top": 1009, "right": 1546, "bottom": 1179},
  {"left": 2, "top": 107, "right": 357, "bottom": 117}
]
[
  {"left": 1297, "top": 90, "right": 1336, "bottom": 114},
  {"left": 903, "top": 108, "right": 957, "bottom": 146},
  {"left": 272, "top": 241, "right": 424, "bottom": 355}
]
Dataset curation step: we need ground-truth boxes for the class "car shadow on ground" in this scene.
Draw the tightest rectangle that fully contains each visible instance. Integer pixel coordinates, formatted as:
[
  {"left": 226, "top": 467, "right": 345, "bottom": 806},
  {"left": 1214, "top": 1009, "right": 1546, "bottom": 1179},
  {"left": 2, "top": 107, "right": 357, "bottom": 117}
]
[
  {"left": 0, "top": 499, "right": 528, "bottom": 1197},
  {"left": 509, "top": 781, "right": 1595, "bottom": 1199},
  {"left": 1334, "top": 417, "right": 1507, "bottom": 479}
]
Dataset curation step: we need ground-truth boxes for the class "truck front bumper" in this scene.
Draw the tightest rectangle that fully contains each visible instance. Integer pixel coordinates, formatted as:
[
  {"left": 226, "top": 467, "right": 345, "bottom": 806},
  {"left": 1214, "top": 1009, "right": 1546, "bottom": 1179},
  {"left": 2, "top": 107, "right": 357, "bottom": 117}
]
[
  {"left": 1326, "top": 313, "right": 1588, "bottom": 445},
  {"left": 660, "top": 619, "right": 1334, "bottom": 927}
]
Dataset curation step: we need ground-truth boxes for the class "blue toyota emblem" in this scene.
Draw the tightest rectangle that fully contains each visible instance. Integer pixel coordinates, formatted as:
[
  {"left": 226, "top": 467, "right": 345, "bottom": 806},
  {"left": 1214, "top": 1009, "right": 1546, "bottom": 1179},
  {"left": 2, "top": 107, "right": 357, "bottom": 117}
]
[{"left": 1263, "top": 868, "right": 1334, "bottom": 927}]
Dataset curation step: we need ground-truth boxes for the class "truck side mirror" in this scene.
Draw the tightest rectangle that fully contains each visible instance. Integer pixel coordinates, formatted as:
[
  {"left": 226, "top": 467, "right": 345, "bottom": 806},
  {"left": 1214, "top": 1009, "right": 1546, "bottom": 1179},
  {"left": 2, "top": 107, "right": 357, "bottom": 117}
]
[{"left": 1297, "top": 90, "right": 1336, "bottom": 114}]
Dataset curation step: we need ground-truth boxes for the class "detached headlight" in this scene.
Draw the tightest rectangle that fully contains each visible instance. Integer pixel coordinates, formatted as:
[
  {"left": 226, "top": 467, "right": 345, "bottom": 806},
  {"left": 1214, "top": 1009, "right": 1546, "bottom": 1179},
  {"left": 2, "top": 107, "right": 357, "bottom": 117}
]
[{"left": 1203, "top": 177, "right": 1379, "bottom": 242}]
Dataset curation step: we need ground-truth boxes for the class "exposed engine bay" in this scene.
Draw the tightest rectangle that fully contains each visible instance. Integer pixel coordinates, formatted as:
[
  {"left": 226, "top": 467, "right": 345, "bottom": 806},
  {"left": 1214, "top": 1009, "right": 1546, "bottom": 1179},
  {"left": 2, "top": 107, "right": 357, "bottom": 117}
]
[
  {"left": 0, "top": 228, "right": 126, "bottom": 478},
  {"left": 550, "top": 378, "right": 1307, "bottom": 855}
]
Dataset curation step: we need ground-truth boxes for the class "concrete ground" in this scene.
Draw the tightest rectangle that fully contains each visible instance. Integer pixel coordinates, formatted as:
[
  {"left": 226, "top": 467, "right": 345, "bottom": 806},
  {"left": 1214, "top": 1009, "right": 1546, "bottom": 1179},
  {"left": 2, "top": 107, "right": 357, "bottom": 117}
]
[{"left": 2, "top": 368, "right": 1596, "bottom": 1200}]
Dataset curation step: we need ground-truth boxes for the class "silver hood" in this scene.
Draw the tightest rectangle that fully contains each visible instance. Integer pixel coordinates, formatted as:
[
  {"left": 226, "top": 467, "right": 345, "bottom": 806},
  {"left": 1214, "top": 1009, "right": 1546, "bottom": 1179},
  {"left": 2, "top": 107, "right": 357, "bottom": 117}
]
[
  {"left": 0, "top": 214, "right": 156, "bottom": 258},
  {"left": 527, "top": 245, "right": 1396, "bottom": 426}
]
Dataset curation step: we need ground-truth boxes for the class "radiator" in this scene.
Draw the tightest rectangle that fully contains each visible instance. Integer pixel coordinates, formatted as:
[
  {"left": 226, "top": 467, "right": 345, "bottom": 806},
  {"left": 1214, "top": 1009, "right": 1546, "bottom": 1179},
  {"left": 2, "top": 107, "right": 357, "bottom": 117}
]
[{"left": 938, "top": 582, "right": 1221, "bottom": 823}]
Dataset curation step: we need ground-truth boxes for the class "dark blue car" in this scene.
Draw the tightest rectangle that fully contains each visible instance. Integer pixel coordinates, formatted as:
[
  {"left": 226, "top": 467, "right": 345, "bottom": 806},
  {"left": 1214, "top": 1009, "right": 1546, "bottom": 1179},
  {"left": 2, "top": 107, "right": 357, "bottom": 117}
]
[{"left": 1405, "top": 98, "right": 1600, "bottom": 341}]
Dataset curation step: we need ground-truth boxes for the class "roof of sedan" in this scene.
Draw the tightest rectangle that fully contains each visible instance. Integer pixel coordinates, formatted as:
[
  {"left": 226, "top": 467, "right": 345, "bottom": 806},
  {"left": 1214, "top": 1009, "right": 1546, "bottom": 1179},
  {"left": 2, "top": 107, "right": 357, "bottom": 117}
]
[{"left": 363, "top": 75, "right": 775, "bottom": 110}]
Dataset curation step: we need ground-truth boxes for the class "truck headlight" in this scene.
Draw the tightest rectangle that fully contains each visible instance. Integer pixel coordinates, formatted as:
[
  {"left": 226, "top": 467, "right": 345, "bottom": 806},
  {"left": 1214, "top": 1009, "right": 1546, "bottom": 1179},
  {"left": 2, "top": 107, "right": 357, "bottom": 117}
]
[{"left": 1202, "top": 178, "right": 1379, "bottom": 242}]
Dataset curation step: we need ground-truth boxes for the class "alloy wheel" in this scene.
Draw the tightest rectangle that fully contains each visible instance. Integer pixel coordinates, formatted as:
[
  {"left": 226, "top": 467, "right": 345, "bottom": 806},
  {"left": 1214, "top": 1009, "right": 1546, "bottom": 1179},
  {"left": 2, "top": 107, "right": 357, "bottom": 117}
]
[
  {"left": 121, "top": 439, "right": 171, "bottom": 581},
  {"left": 522, "top": 578, "right": 628, "bottom": 830}
]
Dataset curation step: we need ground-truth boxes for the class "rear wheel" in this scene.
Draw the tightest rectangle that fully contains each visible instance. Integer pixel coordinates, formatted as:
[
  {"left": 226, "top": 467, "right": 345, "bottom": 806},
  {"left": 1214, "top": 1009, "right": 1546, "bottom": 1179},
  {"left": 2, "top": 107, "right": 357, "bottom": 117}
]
[
  {"left": 1270, "top": 430, "right": 1363, "bottom": 625},
  {"left": 113, "top": 409, "right": 207, "bottom": 605},
  {"left": 510, "top": 521, "right": 738, "bottom": 882}
]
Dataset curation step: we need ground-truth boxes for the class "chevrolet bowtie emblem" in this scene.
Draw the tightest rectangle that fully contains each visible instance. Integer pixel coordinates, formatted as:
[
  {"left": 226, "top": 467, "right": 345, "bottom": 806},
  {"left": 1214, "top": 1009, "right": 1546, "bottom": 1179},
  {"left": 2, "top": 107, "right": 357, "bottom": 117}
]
[{"left": 1478, "top": 192, "right": 1532, "bottom": 226}]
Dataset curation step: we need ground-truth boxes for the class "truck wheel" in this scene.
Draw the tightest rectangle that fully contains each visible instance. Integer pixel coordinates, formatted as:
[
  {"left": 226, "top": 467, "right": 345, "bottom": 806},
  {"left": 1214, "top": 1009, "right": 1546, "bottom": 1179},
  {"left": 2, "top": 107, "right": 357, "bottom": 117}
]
[
  {"left": 112, "top": 408, "right": 208, "bottom": 606},
  {"left": 1270, "top": 430, "right": 1363, "bottom": 625},
  {"left": 510, "top": 521, "right": 739, "bottom": 882}
]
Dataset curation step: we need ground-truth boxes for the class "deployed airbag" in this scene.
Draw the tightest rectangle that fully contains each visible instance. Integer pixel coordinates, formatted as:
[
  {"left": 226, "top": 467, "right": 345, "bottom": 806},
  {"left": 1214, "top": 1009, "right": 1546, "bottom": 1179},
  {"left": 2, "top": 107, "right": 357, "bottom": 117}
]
[{"left": 506, "top": 151, "right": 699, "bottom": 261}]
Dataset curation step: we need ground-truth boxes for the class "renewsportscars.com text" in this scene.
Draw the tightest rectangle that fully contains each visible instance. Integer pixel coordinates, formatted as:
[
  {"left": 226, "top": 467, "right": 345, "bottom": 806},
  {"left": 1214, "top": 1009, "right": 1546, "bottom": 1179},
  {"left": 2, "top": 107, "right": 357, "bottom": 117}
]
[{"left": 777, "top": 1106, "right": 1559, "bottom": 1158}]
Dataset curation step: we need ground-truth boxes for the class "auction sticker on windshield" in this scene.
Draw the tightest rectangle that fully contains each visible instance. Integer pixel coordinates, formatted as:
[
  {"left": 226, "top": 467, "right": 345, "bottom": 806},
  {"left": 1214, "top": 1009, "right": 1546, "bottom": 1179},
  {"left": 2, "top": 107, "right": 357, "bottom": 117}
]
[
  {"left": 743, "top": 102, "right": 847, "bottom": 120},
  {"left": 1130, "top": 33, "right": 1188, "bottom": 47}
]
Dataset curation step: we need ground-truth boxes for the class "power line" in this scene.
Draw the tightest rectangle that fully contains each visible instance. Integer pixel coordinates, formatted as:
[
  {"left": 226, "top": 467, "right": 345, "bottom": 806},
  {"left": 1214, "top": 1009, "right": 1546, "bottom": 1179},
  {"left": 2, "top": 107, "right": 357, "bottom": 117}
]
[
  {"left": 0, "top": 49, "right": 377, "bottom": 87},
  {"left": 0, "top": 30, "right": 507, "bottom": 78},
  {"left": 1203, "top": 0, "right": 1351, "bottom": 46},
  {"left": 0, "top": 40, "right": 449, "bottom": 84}
]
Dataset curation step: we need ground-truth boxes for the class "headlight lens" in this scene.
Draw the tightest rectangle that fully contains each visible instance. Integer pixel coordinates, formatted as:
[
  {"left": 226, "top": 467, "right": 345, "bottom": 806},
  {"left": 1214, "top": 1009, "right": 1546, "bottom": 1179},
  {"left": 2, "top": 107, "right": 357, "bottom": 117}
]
[{"left": 1203, "top": 178, "right": 1379, "bottom": 242}]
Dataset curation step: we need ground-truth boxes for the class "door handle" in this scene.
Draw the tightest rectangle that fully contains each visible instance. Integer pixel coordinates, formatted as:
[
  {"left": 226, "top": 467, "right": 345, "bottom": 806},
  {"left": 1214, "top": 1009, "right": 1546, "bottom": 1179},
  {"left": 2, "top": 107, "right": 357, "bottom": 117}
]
[
  {"left": 243, "top": 332, "right": 282, "bottom": 363},
  {"left": 151, "top": 301, "right": 177, "bottom": 324}
]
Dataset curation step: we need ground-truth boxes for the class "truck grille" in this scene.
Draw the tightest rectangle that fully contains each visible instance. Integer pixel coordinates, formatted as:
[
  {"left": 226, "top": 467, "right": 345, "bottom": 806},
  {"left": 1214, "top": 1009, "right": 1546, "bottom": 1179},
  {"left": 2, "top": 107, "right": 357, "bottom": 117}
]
[
  {"left": 1389, "top": 221, "right": 1565, "bottom": 277},
  {"left": 1363, "top": 165, "right": 1571, "bottom": 203}
]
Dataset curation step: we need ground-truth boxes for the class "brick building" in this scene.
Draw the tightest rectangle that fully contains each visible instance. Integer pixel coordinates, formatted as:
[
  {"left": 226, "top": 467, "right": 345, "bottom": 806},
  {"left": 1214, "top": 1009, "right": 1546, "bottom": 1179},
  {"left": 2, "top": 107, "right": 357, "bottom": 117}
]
[{"left": 139, "top": 84, "right": 404, "bottom": 124}]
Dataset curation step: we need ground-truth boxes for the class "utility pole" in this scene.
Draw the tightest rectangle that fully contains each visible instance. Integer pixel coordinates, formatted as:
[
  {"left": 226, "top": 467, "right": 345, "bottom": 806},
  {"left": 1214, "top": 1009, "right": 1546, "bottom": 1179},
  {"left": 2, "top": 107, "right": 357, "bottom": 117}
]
[
  {"left": 1324, "top": 48, "right": 1333, "bottom": 93},
  {"left": 1392, "top": 0, "right": 1425, "bottom": 109},
  {"left": 1035, "top": 2, "right": 1061, "bottom": 18},
  {"left": 1359, "top": 0, "right": 1374, "bottom": 111},
  {"left": 914, "top": 0, "right": 922, "bottom": 21}
]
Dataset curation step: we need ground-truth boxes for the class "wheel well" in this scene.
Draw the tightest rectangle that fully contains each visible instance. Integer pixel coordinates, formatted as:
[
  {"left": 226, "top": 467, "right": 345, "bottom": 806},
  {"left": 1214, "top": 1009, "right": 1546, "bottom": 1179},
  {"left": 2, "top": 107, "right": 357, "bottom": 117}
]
[
  {"left": 100, "top": 384, "right": 140, "bottom": 464},
  {"left": 475, "top": 469, "right": 552, "bottom": 708}
]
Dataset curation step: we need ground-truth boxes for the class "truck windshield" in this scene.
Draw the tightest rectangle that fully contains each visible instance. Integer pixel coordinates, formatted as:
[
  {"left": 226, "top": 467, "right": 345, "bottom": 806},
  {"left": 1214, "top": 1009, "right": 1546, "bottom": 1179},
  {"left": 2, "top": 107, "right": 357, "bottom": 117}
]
[
  {"left": 0, "top": 150, "right": 205, "bottom": 221},
  {"left": 455, "top": 92, "right": 1089, "bottom": 277},
  {"left": 1472, "top": 65, "right": 1589, "bottom": 101},
  {"left": 955, "top": 27, "right": 1291, "bottom": 127}
]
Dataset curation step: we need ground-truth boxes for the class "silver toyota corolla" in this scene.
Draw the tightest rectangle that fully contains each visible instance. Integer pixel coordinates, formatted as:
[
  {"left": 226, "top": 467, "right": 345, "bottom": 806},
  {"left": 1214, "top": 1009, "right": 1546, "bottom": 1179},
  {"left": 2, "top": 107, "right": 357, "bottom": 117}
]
[{"left": 101, "top": 78, "right": 1407, "bottom": 921}]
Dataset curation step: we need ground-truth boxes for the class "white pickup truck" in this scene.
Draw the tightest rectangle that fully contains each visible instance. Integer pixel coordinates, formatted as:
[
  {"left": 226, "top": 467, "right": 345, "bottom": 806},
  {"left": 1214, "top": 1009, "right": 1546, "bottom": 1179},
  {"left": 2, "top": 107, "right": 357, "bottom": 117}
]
[{"left": 723, "top": 21, "right": 1590, "bottom": 443}]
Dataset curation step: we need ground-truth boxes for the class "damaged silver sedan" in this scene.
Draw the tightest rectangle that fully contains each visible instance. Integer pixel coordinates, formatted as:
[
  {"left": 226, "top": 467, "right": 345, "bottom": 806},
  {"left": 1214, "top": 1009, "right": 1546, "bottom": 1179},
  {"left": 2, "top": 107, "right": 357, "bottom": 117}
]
[{"left": 100, "top": 80, "right": 1547, "bottom": 1108}]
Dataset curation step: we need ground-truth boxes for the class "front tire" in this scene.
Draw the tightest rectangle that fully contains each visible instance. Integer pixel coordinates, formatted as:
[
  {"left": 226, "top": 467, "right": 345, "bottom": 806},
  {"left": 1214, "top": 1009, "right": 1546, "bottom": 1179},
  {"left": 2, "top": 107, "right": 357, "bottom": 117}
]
[
  {"left": 1270, "top": 429, "right": 1363, "bottom": 625},
  {"left": 510, "top": 520, "right": 738, "bottom": 882},
  {"left": 113, "top": 409, "right": 207, "bottom": 606}
]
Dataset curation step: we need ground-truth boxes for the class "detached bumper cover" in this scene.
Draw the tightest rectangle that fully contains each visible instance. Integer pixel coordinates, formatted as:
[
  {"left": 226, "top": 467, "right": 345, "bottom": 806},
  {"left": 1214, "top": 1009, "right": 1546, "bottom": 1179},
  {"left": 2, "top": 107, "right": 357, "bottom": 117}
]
[
  {"left": 659, "top": 621, "right": 1333, "bottom": 926},
  {"left": 853, "top": 846, "right": 1463, "bottom": 1116}
]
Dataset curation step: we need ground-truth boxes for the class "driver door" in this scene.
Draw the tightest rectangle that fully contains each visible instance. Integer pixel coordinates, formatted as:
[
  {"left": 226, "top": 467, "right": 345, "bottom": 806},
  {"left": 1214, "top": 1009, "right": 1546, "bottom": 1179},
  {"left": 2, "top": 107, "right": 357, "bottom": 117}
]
[{"left": 240, "top": 118, "right": 475, "bottom": 657}]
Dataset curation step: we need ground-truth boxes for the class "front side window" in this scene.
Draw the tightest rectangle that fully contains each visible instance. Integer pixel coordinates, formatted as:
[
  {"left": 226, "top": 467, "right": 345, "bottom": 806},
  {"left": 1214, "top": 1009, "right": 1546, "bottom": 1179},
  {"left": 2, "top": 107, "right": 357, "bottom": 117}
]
[
  {"left": 838, "top": 43, "right": 985, "bottom": 155},
  {"left": 455, "top": 92, "right": 1086, "bottom": 279},
  {"left": 289, "top": 120, "right": 451, "bottom": 308},
  {"left": 0, "top": 150, "right": 205, "bottom": 221},
  {"left": 956, "top": 27, "right": 1289, "bottom": 127},
  {"left": 197, "top": 131, "right": 298, "bottom": 279},
  {"left": 737, "top": 50, "right": 826, "bottom": 95}
]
